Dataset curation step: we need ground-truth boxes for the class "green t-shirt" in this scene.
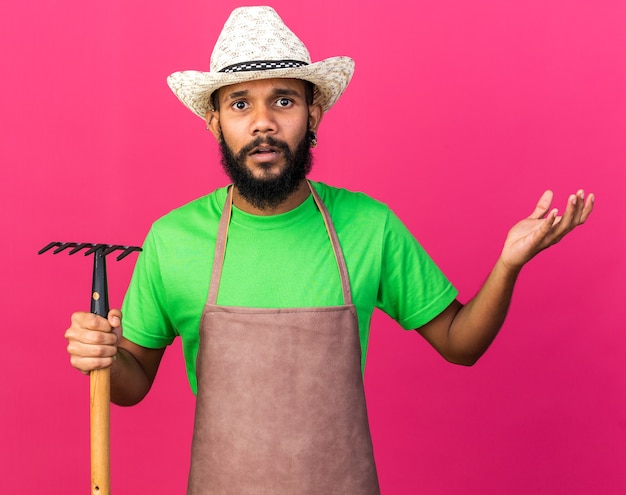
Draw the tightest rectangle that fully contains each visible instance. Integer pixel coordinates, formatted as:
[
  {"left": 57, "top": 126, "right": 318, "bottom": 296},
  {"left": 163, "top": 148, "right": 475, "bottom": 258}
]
[{"left": 122, "top": 182, "right": 458, "bottom": 393}]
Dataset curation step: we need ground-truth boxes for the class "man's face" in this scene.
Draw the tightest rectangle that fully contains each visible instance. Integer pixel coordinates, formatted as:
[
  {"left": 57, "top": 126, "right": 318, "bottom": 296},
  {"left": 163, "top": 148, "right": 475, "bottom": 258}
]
[{"left": 207, "top": 78, "right": 322, "bottom": 209}]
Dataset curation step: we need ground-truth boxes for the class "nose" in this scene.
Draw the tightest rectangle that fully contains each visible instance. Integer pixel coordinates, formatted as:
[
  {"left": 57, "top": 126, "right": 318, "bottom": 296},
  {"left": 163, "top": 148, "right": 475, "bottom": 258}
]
[{"left": 250, "top": 104, "right": 276, "bottom": 136}]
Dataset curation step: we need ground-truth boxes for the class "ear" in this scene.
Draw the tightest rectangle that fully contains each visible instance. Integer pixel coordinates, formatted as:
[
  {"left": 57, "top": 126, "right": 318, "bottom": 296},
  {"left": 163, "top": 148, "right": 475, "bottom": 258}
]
[
  {"left": 308, "top": 103, "right": 323, "bottom": 133},
  {"left": 206, "top": 111, "right": 221, "bottom": 140}
]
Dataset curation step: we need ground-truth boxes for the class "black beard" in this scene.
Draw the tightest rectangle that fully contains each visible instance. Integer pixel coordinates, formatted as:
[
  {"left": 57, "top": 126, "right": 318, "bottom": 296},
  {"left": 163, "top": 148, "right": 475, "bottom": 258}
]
[{"left": 218, "top": 131, "right": 313, "bottom": 210}]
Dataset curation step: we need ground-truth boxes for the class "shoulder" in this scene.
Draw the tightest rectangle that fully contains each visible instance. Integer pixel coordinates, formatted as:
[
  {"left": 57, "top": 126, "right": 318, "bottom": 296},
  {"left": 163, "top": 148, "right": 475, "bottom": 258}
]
[
  {"left": 140, "top": 186, "right": 229, "bottom": 261},
  {"left": 150, "top": 186, "right": 229, "bottom": 235},
  {"left": 310, "top": 182, "right": 393, "bottom": 256},
  {"left": 310, "top": 181, "right": 390, "bottom": 221}
]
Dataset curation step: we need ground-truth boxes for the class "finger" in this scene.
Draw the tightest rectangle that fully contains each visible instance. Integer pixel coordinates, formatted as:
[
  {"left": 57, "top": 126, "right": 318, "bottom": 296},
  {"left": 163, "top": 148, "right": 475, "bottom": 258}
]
[
  {"left": 569, "top": 189, "right": 585, "bottom": 230},
  {"left": 550, "top": 193, "right": 579, "bottom": 238},
  {"left": 525, "top": 208, "right": 560, "bottom": 251},
  {"left": 69, "top": 356, "right": 116, "bottom": 374},
  {"left": 579, "top": 192, "right": 595, "bottom": 224},
  {"left": 526, "top": 208, "right": 563, "bottom": 252},
  {"left": 545, "top": 191, "right": 588, "bottom": 244},
  {"left": 572, "top": 189, "right": 586, "bottom": 224},
  {"left": 560, "top": 190, "right": 593, "bottom": 229},
  {"left": 538, "top": 208, "right": 559, "bottom": 239},
  {"left": 67, "top": 338, "right": 118, "bottom": 358},
  {"left": 108, "top": 309, "right": 122, "bottom": 328},
  {"left": 67, "top": 334, "right": 118, "bottom": 373},
  {"left": 529, "top": 190, "right": 554, "bottom": 219},
  {"left": 65, "top": 326, "right": 118, "bottom": 346},
  {"left": 108, "top": 309, "right": 123, "bottom": 343},
  {"left": 70, "top": 311, "right": 115, "bottom": 333}
]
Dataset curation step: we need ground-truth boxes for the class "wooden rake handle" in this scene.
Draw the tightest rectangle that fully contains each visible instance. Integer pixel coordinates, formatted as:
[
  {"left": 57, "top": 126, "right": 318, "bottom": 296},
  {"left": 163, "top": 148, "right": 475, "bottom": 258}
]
[
  {"left": 91, "top": 249, "right": 111, "bottom": 495},
  {"left": 90, "top": 368, "right": 110, "bottom": 495}
]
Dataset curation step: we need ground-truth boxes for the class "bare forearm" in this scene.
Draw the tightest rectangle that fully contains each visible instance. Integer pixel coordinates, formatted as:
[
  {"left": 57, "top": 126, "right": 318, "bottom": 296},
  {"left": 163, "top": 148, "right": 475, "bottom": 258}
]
[
  {"left": 110, "top": 347, "right": 154, "bottom": 406},
  {"left": 447, "top": 257, "right": 521, "bottom": 365},
  {"left": 419, "top": 189, "right": 593, "bottom": 366}
]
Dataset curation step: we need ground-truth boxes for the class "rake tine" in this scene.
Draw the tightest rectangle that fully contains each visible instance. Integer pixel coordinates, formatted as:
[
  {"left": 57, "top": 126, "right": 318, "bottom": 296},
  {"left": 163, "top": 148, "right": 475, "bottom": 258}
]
[
  {"left": 53, "top": 242, "right": 78, "bottom": 254},
  {"left": 84, "top": 244, "right": 109, "bottom": 256},
  {"left": 103, "top": 245, "right": 124, "bottom": 256},
  {"left": 38, "top": 241, "right": 61, "bottom": 255},
  {"left": 116, "top": 246, "right": 142, "bottom": 261},
  {"left": 69, "top": 242, "right": 95, "bottom": 255}
]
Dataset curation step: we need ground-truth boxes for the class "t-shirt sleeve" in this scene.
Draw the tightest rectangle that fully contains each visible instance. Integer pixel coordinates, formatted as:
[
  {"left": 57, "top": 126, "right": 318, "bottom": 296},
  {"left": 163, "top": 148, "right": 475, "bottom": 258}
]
[
  {"left": 376, "top": 210, "right": 458, "bottom": 330},
  {"left": 121, "top": 226, "right": 177, "bottom": 349}
]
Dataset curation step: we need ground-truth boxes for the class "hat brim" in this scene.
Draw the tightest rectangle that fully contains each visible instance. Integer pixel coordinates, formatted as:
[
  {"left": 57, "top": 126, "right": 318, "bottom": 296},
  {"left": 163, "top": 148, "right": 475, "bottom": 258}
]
[{"left": 167, "top": 56, "right": 354, "bottom": 119}]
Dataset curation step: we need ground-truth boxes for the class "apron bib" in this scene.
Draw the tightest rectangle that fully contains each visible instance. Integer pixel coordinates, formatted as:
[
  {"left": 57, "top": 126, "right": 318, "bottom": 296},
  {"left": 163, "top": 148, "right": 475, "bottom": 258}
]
[{"left": 187, "top": 183, "right": 380, "bottom": 494}]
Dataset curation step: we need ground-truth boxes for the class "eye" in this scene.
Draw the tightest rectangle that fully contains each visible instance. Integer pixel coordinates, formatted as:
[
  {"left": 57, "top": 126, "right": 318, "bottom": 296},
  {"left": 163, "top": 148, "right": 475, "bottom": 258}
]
[
  {"left": 276, "top": 97, "right": 293, "bottom": 108},
  {"left": 231, "top": 100, "right": 249, "bottom": 111}
]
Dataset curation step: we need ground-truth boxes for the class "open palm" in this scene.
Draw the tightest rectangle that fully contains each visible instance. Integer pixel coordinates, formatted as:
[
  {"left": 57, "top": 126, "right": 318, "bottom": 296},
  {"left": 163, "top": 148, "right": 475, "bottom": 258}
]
[{"left": 501, "top": 190, "right": 594, "bottom": 270}]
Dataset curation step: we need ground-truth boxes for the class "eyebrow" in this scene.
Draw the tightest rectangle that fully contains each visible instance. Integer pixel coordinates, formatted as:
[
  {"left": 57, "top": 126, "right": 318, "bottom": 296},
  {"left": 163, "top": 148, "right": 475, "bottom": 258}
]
[
  {"left": 224, "top": 90, "right": 249, "bottom": 101},
  {"left": 223, "top": 87, "right": 303, "bottom": 102}
]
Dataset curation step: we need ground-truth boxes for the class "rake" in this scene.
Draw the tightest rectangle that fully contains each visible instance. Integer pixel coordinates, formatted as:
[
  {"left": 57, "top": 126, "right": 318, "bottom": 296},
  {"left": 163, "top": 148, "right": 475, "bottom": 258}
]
[{"left": 39, "top": 241, "right": 142, "bottom": 495}]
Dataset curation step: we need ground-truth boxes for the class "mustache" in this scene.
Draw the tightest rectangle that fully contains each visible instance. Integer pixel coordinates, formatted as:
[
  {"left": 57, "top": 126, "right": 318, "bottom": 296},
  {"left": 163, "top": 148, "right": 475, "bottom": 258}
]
[{"left": 238, "top": 136, "right": 291, "bottom": 157}]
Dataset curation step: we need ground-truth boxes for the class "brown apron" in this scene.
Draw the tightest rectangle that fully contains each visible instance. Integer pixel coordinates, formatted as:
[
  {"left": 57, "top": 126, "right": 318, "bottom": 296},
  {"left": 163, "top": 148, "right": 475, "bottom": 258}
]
[{"left": 187, "top": 183, "right": 380, "bottom": 494}]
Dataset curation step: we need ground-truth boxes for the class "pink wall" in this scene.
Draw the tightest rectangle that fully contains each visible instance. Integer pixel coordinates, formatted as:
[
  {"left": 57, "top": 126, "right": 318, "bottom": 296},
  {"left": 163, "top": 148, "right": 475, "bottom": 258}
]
[{"left": 1, "top": 0, "right": 624, "bottom": 493}]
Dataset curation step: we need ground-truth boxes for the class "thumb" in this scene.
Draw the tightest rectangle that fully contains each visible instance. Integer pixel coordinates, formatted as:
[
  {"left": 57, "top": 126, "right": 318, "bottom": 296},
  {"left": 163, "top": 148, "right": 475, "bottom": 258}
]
[
  {"left": 529, "top": 190, "right": 554, "bottom": 219},
  {"left": 107, "top": 309, "right": 123, "bottom": 343}
]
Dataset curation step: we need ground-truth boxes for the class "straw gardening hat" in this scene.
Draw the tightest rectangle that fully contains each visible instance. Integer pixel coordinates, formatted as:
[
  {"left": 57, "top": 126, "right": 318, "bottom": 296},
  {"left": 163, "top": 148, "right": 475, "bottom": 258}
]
[{"left": 167, "top": 6, "right": 355, "bottom": 119}]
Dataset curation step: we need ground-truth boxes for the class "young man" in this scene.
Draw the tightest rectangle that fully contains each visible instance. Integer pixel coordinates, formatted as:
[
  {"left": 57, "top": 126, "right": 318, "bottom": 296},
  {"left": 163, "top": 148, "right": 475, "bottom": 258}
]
[{"left": 64, "top": 6, "right": 593, "bottom": 494}]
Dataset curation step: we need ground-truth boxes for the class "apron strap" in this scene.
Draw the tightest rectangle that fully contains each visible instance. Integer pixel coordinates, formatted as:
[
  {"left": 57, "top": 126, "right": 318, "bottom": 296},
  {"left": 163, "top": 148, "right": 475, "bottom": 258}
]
[
  {"left": 307, "top": 181, "right": 353, "bottom": 306},
  {"left": 208, "top": 182, "right": 353, "bottom": 306},
  {"left": 207, "top": 186, "right": 234, "bottom": 306}
]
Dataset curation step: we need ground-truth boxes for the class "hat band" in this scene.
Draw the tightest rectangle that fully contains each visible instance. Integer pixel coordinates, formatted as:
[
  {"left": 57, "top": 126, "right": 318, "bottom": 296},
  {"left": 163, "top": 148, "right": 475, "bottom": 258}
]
[{"left": 219, "top": 60, "right": 309, "bottom": 73}]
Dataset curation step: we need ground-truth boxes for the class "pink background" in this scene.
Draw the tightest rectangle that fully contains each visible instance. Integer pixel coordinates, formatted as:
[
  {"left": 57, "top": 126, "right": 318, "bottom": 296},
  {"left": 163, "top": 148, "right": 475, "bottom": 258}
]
[{"left": 1, "top": 0, "right": 624, "bottom": 493}]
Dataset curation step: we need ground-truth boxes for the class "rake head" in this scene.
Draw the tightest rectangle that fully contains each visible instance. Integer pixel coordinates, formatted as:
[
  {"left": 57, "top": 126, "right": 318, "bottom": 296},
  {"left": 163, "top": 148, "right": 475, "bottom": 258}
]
[
  {"left": 38, "top": 241, "right": 142, "bottom": 260},
  {"left": 38, "top": 241, "right": 142, "bottom": 317}
]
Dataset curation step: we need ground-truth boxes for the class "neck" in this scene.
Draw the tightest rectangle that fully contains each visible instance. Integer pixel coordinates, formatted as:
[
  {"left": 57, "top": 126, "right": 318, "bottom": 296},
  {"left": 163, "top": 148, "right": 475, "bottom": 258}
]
[{"left": 232, "top": 179, "right": 310, "bottom": 216}]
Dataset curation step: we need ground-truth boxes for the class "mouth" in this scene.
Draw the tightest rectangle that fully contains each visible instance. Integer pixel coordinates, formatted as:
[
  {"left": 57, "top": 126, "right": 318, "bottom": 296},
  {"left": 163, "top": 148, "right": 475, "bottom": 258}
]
[
  {"left": 249, "top": 144, "right": 281, "bottom": 156},
  {"left": 246, "top": 144, "right": 284, "bottom": 168}
]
